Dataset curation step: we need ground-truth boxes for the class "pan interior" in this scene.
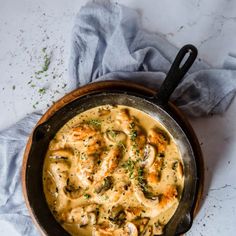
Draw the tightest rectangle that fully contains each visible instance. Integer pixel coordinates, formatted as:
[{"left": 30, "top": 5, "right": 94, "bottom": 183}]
[{"left": 26, "top": 92, "right": 197, "bottom": 235}]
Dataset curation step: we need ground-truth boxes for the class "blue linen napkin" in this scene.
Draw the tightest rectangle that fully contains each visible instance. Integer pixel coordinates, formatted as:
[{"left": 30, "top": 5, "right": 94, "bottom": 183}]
[{"left": 1, "top": 1, "right": 236, "bottom": 235}]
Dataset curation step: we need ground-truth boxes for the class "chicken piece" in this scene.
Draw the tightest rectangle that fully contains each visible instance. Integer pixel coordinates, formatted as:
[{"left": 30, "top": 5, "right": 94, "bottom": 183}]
[
  {"left": 117, "top": 109, "right": 147, "bottom": 160},
  {"left": 148, "top": 127, "right": 170, "bottom": 154},
  {"left": 95, "top": 146, "right": 122, "bottom": 180},
  {"left": 49, "top": 162, "right": 69, "bottom": 189},
  {"left": 128, "top": 128, "right": 146, "bottom": 160},
  {"left": 70, "top": 123, "right": 105, "bottom": 155},
  {"left": 146, "top": 159, "right": 163, "bottom": 185},
  {"left": 77, "top": 154, "right": 97, "bottom": 187},
  {"left": 159, "top": 185, "right": 178, "bottom": 208},
  {"left": 49, "top": 162, "right": 70, "bottom": 210},
  {"left": 117, "top": 109, "right": 133, "bottom": 131},
  {"left": 71, "top": 124, "right": 97, "bottom": 141}
]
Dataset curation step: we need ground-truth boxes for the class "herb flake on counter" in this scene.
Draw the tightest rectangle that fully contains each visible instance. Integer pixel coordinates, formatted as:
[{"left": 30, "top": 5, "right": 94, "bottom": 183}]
[
  {"left": 38, "top": 88, "right": 46, "bottom": 95},
  {"left": 12, "top": 85, "right": 16, "bottom": 90},
  {"left": 33, "top": 101, "right": 39, "bottom": 109},
  {"left": 35, "top": 48, "right": 52, "bottom": 75},
  {"left": 62, "top": 83, "right": 67, "bottom": 89}
]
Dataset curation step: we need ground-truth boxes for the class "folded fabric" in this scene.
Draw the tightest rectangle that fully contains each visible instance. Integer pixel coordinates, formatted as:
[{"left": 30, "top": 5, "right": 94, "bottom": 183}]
[
  {"left": 1, "top": 1, "right": 236, "bottom": 235},
  {"left": 70, "top": 1, "right": 236, "bottom": 116},
  {"left": 0, "top": 113, "right": 42, "bottom": 235}
]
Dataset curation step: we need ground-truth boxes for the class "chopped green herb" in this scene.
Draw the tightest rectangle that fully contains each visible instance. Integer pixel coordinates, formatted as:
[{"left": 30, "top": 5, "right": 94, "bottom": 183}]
[
  {"left": 12, "top": 85, "right": 16, "bottom": 90},
  {"left": 88, "top": 119, "right": 101, "bottom": 128},
  {"left": 42, "top": 53, "right": 51, "bottom": 71},
  {"left": 130, "top": 130, "right": 138, "bottom": 141},
  {"left": 122, "top": 158, "right": 135, "bottom": 178},
  {"left": 35, "top": 51, "right": 51, "bottom": 74},
  {"left": 107, "top": 130, "right": 117, "bottom": 139},
  {"left": 32, "top": 101, "right": 39, "bottom": 109},
  {"left": 38, "top": 88, "right": 46, "bottom": 95},
  {"left": 42, "top": 47, "right": 47, "bottom": 53},
  {"left": 84, "top": 193, "right": 91, "bottom": 199},
  {"left": 31, "top": 84, "right": 36, "bottom": 88},
  {"left": 27, "top": 80, "right": 32, "bottom": 84}
]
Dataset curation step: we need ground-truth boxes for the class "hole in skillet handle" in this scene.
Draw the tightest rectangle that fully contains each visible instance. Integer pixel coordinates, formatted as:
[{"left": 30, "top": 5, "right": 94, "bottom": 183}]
[{"left": 153, "top": 44, "right": 198, "bottom": 106}]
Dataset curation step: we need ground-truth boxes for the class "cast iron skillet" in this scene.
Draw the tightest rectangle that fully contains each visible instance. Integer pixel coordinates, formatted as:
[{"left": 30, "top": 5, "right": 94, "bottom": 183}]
[{"left": 22, "top": 44, "right": 203, "bottom": 236}]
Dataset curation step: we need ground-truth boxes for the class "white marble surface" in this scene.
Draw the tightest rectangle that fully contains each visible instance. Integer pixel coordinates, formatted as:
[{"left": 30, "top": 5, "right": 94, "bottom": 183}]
[{"left": 0, "top": 0, "right": 236, "bottom": 235}]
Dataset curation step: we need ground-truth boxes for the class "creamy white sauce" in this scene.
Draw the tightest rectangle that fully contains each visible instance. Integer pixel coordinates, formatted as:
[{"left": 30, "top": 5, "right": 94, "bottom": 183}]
[{"left": 43, "top": 105, "right": 184, "bottom": 235}]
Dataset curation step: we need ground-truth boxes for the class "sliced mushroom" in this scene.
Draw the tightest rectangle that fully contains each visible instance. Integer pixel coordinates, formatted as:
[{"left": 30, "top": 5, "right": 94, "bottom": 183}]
[
  {"left": 63, "top": 182, "right": 82, "bottom": 199},
  {"left": 142, "top": 144, "right": 156, "bottom": 167},
  {"left": 148, "top": 127, "right": 170, "bottom": 153},
  {"left": 109, "top": 205, "right": 126, "bottom": 226},
  {"left": 132, "top": 217, "right": 149, "bottom": 234},
  {"left": 133, "top": 180, "right": 160, "bottom": 208},
  {"left": 105, "top": 130, "right": 127, "bottom": 144},
  {"left": 125, "top": 222, "right": 138, "bottom": 236},
  {"left": 94, "top": 176, "right": 113, "bottom": 194}
]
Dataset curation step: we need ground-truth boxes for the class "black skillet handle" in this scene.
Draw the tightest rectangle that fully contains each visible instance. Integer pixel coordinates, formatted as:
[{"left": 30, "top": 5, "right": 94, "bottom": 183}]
[{"left": 154, "top": 44, "right": 198, "bottom": 105}]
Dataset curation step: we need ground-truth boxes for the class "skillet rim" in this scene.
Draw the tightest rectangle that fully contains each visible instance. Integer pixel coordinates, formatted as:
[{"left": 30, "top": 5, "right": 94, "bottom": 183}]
[{"left": 22, "top": 80, "right": 204, "bottom": 236}]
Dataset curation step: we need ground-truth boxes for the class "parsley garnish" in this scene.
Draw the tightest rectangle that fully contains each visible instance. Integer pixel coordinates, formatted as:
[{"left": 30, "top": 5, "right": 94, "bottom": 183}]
[
  {"left": 88, "top": 119, "right": 101, "bottom": 128},
  {"left": 130, "top": 130, "right": 138, "bottom": 141},
  {"left": 122, "top": 158, "right": 135, "bottom": 178},
  {"left": 84, "top": 193, "right": 91, "bottom": 199}
]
